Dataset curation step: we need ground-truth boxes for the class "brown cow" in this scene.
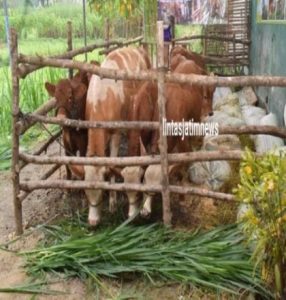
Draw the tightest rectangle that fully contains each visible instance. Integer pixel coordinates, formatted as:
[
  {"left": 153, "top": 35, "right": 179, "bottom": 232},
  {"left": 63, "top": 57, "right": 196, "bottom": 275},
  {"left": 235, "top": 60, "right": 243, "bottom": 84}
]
[
  {"left": 150, "top": 59, "right": 215, "bottom": 154},
  {"left": 83, "top": 47, "right": 151, "bottom": 226},
  {"left": 45, "top": 71, "right": 89, "bottom": 179},
  {"left": 45, "top": 61, "right": 100, "bottom": 179},
  {"left": 170, "top": 45, "right": 206, "bottom": 70},
  {"left": 118, "top": 82, "right": 158, "bottom": 218}
]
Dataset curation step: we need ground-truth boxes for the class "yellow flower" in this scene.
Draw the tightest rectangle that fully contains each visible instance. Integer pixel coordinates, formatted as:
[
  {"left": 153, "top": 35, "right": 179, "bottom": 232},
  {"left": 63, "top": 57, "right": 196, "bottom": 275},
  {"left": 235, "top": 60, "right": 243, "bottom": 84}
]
[
  {"left": 250, "top": 216, "right": 260, "bottom": 225},
  {"left": 266, "top": 179, "right": 275, "bottom": 191},
  {"left": 244, "top": 165, "right": 252, "bottom": 175}
]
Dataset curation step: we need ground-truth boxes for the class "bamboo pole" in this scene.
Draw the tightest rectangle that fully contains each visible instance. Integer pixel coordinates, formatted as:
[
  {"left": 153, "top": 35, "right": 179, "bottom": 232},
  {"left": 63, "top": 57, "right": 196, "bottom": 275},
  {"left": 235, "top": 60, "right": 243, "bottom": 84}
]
[
  {"left": 19, "top": 180, "right": 236, "bottom": 202},
  {"left": 157, "top": 21, "right": 171, "bottom": 226},
  {"left": 67, "top": 21, "right": 73, "bottom": 79},
  {"left": 233, "top": 33, "right": 236, "bottom": 74},
  {"left": 172, "top": 35, "right": 251, "bottom": 45},
  {"left": 10, "top": 28, "right": 23, "bottom": 235},
  {"left": 17, "top": 54, "right": 286, "bottom": 87},
  {"left": 17, "top": 114, "right": 286, "bottom": 139},
  {"left": 20, "top": 131, "right": 61, "bottom": 170},
  {"left": 19, "top": 150, "right": 255, "bottom": 167},
  {"left": 19, "top": 164, "right": 61, "bottom": 203},
  {"left": 105, "top": 18, "right": 110, "bottom": 52},
  {"left": 17, "top": 98, "right": 57, "bottom": 135},
  {"left": 82, "top": 0, "right": 87, "bottom": 61}
]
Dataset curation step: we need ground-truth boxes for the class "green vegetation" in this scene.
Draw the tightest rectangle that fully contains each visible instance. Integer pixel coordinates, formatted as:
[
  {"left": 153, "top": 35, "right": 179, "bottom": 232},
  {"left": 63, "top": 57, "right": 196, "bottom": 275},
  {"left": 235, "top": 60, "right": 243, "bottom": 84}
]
[
  {"left": 0, "top": 2, "right": 104, "bottom": 170},
  {"left": 22, "top": 222, "right": 272, "bottom": 298},
  {"left": 0, "top": 3, "right": 103, "bottom": 41},
  {"left": 235, "top": 150, "right": 286, "bottom": 299}
]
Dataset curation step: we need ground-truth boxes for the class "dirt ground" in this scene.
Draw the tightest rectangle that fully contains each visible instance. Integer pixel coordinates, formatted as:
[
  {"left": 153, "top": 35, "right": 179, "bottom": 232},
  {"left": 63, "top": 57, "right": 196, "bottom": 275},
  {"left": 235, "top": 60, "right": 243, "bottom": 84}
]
[{"left": 0, "top": 141, "right": 237, "bottom": 300}]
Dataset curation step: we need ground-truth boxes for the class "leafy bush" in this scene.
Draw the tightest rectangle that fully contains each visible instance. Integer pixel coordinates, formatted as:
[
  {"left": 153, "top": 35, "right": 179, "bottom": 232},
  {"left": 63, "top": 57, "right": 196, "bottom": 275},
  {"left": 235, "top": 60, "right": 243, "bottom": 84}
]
[{"left": 235, "top": 150, "right": 286, "bottom": 299}]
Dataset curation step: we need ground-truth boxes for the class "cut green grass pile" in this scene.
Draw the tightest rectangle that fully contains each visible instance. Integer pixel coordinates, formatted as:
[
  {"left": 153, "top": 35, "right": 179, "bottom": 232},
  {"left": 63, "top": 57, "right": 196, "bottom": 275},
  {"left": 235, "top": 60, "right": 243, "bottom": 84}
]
[{"left": 22, "top": 223, "right": 273, "bottom": 299}]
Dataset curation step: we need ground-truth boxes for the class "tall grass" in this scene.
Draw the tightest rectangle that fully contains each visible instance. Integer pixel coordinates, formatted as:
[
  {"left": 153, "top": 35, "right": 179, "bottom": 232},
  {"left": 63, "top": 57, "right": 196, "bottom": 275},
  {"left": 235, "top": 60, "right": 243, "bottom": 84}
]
[
  {"left": 0, "top": 36, "right": 102, "bottom": 170},
  {"left": 0, "top": 4, "right": 103, "bottom": 41}
]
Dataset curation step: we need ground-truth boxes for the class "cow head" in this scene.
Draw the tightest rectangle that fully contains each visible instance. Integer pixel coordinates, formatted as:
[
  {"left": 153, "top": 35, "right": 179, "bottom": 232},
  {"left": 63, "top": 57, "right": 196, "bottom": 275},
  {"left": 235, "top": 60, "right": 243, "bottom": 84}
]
[
  {"left": 121, "top": 166, "right": 145, "bottom": 218},
  {"left": 45, "top": 78, "right": 87, "bottom": 120}
]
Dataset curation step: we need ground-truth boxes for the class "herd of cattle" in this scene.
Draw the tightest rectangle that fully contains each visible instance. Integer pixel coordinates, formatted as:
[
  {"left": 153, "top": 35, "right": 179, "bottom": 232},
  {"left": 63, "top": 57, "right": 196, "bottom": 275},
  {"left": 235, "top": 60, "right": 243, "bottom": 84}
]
[{"left": 45, "top": 45, "right": 216, "bottom": 226}]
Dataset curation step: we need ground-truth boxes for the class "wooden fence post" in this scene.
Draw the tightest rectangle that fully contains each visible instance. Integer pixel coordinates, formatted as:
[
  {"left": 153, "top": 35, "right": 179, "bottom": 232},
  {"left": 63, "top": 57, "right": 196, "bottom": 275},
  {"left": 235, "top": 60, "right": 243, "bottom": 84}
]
[
  {"left": 157, "top": 21, "right": 172, "bottom": 226},
  {"left": 105, "top": 18, "right": 110, "bottom": 52},
  {"left": 67, "top": 21, "right": 73, "bottom": 79},
  {"left": 10, "top": 28, "right": 23, "bottom": 235}
]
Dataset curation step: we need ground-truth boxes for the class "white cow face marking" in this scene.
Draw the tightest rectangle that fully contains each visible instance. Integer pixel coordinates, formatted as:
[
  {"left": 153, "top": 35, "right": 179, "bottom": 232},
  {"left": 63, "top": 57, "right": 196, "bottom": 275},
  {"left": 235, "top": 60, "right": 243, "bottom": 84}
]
[{"left": 121, "top": 166, "right": 144, "bottom": 218}]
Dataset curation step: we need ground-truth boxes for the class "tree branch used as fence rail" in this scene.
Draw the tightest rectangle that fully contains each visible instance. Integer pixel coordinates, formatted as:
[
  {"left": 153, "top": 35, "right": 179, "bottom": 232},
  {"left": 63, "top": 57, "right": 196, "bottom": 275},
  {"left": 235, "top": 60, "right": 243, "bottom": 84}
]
[
  {"left": 19, "top": 164, "right": 61, "bottom": 202},
  {"left": 18, "top": 54, "right": 286, "bottom": 87},
  {"left": 19, "top": 150, "right": 256, "bottom": 167},
  {"left": 172, "top": 34, "right": 251, "bottom": 45},
  {"left": 19, "top": 180, "right": 236, "bottom": 202},
  {"left": 20, "top": 131, "right": 61, "bottom": 170},
  {"left": 20, "top": 114, "right": 158, "bottom": 130},
  {"left": 18, "top": 36, "right": 144, "bottom": 78},
  {"left": 18, "top": 98, "right": 57, "bottom": 135},
  {"left": 99, "top": 35, "right": 143, "bottom": 55},
  {"left": 17, "top": 114, "right": 286, "bottom": 139}
]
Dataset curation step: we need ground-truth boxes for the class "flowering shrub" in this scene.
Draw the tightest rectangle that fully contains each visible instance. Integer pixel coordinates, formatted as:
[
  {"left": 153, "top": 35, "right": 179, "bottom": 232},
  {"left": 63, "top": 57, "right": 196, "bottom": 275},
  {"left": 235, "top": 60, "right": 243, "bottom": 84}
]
[{"left": 235, "top": 150, "right": 286, "bottom": 299}]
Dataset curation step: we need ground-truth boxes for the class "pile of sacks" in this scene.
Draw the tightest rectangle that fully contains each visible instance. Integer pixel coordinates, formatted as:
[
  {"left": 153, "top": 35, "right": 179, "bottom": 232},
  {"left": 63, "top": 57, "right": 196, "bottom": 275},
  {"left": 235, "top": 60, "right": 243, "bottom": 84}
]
[
  {"left": 189, "top": 86, "right": 286, "bottom": 192},
  {"left": 189, "top": 87, "right": 248, "bottom": 191}
]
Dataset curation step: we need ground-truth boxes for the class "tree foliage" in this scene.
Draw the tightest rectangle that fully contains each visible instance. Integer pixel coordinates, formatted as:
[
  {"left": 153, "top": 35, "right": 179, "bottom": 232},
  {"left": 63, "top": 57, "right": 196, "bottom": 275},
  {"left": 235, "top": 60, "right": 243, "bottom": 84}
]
[{"left": 87, "top": 0, "right": 143, "bottom": 18}]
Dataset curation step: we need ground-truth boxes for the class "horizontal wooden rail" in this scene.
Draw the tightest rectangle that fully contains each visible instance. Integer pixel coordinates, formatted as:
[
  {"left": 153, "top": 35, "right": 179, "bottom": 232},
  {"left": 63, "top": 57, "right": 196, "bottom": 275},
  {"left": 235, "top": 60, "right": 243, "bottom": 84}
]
[
  {"left": 17, "top": 54, "right": 286, "bottom": 87},
  {"left": 19, "top": 114, "right": 159, "bottom": 130},
  {"left": 19, "top": 164, "right": 61, "bottom": 202},
  {"left": 172, "top": 34, "right": 251, "bottom": 45},
  {"left": 17, "top": 114, "right": 286, "bottom": 139},
  {"left": 19, "top": 150, "right": 255, "bottom": 167},
  {"left": 20, "top": 131, "right": 61, "bottom": 170},
  {"left": 99, "top": 35, "right": 143, "bottom": 55},
  {"left": 18, "top": 98, "right": 57, "bottom": 134},
  {"left": 19, "top": 180, "right": 236, "bottom": 202}
]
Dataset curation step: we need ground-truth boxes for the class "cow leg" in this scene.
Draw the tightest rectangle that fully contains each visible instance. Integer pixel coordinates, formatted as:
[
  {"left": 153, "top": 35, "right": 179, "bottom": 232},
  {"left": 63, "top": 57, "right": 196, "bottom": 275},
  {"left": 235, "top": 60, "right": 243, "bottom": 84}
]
[
  {"left": 85, "top": 165, "right": 103, "bottom": 227},
  {"left": 109, "top": 132, "right": 120, "bottom": 213},
  {"left": 141, "top": 193, "right": 153, "bottom": 218},
  {"left": 85, "top": 129, "right": 106, "bottom": 226}
]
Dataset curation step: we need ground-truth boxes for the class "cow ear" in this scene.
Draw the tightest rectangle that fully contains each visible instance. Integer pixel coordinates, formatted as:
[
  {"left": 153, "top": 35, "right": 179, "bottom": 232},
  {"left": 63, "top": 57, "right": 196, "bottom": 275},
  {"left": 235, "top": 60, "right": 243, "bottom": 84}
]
[
  {"left": 71, "top": 82, "right": 87, "bottom": 101},
  {"left": 45, "top": 82, "right": 56, "bottom": 97}
]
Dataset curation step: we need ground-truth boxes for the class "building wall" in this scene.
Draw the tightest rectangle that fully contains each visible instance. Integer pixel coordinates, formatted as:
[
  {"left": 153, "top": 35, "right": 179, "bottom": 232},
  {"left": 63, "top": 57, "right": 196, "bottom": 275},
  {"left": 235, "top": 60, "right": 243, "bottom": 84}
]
[{"left": 250, "top": 0, "right": 286, "bottom": 126}]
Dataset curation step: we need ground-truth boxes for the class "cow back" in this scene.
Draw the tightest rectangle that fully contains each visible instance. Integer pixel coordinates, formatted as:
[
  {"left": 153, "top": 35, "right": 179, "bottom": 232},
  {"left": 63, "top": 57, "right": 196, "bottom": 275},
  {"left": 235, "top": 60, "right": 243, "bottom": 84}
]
[{"left": 86, "top": 47, "right": 151, "bottom": 122}]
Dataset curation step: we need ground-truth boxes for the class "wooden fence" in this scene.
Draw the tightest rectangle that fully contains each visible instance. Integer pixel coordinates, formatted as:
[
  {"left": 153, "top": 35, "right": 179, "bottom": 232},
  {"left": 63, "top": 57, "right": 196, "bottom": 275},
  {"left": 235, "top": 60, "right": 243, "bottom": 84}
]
[{"left": 10, "top": 22, "right": 286, "bottom": 235}]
